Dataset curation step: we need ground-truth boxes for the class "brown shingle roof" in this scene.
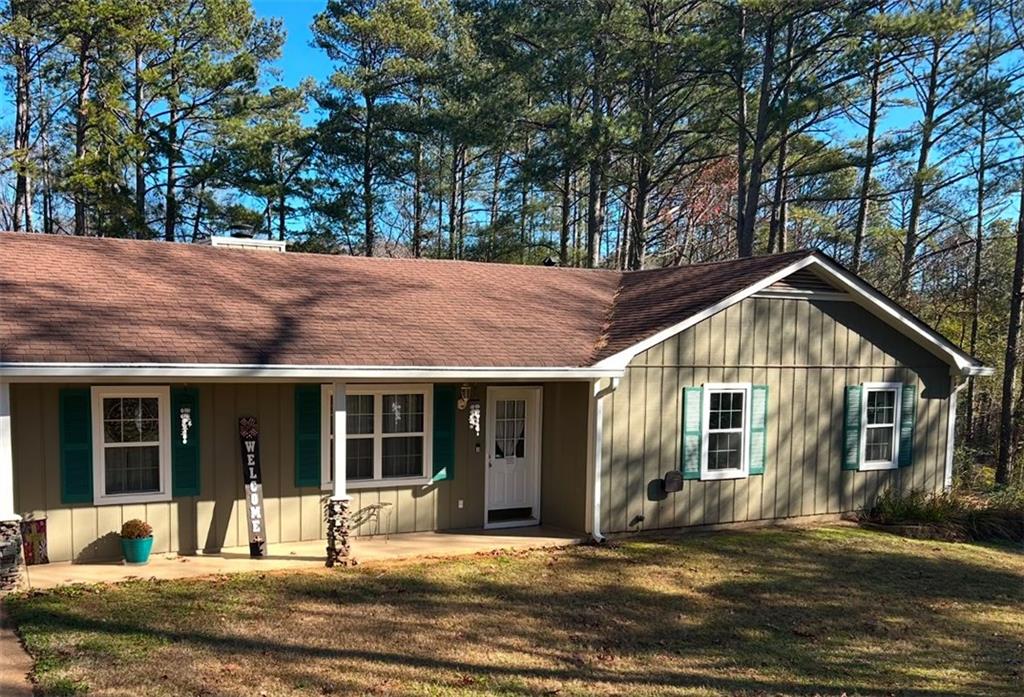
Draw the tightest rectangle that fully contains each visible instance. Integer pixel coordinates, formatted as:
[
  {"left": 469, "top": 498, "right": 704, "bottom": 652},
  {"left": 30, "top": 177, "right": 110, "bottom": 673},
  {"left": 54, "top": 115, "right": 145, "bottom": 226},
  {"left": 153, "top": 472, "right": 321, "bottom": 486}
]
[{"left": 0, "top": 232, "right": 815, "bottom": 367}]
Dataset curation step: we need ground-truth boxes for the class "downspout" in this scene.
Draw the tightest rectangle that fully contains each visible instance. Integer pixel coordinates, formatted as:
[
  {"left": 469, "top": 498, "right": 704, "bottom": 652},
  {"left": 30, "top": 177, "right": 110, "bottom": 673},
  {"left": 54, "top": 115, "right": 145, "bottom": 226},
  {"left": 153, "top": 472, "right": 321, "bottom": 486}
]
[
  {"left": 944, "top": 374, "right": 969, "bottom": 491},
  {"left": 591, "top": 377, "right": 620, "bottom": 542}
]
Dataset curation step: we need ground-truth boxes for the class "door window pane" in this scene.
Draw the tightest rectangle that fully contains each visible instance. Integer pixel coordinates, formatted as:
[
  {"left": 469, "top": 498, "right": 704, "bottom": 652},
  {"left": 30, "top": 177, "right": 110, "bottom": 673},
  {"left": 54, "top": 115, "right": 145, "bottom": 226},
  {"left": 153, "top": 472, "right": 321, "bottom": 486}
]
[{"left": 494, "top": 399, "right": 525, "bottom": 459}]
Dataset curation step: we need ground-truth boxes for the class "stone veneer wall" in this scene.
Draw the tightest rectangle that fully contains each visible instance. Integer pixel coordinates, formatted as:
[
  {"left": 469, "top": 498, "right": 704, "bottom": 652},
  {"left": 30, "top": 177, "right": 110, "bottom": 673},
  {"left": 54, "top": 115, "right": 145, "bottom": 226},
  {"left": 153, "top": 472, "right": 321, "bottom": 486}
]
[{"left": 0, "top": 520, "right": 23, "bottom": 590}]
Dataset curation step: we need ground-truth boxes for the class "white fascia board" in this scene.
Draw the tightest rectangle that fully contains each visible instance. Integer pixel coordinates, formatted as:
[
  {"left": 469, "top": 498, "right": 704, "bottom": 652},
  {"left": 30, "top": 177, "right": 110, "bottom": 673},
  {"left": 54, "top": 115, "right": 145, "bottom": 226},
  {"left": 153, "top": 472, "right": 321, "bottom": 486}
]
[
  {"left": 592, "top": 254, "right": 989, "bottom": 376},
  {"left": 593, "top": 255, "right": 820, "bottom": 370},
  {"left": 0, "top": 362, "right": 622, "bottom": 381}
]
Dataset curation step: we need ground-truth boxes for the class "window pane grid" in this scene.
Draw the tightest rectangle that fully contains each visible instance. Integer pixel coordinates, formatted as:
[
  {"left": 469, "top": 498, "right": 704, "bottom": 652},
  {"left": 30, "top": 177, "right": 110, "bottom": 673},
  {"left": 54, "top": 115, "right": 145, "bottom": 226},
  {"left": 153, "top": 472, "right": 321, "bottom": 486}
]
[
  {"left": 863, "top": 388, "right": 898, "bottom": 464},
  {"left": 98, "top": 393, "right": 164, "bottom": 498},
  {"left": 343, "top": 390, "right": 427, "bottom": 482},
  {"left": 705, "top": 388, "right": 746, "bottom": 473}
]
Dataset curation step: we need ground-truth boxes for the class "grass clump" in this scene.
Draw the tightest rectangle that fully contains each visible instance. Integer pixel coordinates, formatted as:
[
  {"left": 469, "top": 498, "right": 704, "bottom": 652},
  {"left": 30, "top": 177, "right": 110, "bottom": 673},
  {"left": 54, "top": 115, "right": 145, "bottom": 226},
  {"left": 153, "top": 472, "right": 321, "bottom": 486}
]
[{"left": 860, "top": 486, "right": 1024, "bottom": 542}]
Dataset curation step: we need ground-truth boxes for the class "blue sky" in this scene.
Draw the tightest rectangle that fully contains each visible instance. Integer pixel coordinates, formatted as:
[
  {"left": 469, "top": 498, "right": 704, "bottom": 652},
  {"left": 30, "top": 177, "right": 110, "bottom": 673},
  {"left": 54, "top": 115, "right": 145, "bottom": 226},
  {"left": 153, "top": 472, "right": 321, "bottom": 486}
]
[{"left": 255, "top": 1, "right": 331, "bottom": 88}]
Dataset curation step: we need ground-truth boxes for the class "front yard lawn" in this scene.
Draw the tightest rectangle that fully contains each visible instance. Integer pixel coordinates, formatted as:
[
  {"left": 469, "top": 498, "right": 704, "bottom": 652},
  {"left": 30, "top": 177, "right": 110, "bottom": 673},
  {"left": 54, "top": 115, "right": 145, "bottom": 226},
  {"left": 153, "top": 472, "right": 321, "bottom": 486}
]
[{"left": 7, "top": 526, "right": 1023, "bottom": 696}]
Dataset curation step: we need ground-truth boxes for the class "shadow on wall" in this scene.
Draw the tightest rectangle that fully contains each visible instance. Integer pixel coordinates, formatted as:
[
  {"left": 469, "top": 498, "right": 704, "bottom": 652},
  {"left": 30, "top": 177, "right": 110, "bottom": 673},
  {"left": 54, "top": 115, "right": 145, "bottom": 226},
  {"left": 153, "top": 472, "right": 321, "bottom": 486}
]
[{"left": 76, "top": 531, "right": 120, "bottom": 563}]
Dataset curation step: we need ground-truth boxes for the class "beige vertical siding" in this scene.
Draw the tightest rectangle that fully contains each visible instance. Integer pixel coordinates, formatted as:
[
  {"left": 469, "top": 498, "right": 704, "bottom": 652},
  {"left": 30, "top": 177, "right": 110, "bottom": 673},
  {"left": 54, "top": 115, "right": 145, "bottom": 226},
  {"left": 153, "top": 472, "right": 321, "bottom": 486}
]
[
  {"left": 600, "top": 297, "right": 953, "bottom": 534},
  {"left": 10, "top": 380, "right": 588, "bottom": 562}
]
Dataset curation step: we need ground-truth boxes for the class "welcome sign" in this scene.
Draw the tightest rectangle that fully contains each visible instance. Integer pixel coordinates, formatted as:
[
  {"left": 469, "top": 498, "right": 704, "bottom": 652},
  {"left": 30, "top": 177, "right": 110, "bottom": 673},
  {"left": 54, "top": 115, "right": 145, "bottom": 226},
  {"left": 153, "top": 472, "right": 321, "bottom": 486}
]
[{"left": 238, "top": 416, "right": 267, "bottom": 558}]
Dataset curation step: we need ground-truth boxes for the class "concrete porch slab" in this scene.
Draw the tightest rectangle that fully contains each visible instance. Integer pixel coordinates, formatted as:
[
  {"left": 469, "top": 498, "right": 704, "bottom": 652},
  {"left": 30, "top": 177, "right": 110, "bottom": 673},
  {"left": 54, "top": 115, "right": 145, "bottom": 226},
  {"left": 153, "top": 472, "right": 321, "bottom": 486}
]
[{"left": 12, "top": 526, "right": 583, "bottom": 590}]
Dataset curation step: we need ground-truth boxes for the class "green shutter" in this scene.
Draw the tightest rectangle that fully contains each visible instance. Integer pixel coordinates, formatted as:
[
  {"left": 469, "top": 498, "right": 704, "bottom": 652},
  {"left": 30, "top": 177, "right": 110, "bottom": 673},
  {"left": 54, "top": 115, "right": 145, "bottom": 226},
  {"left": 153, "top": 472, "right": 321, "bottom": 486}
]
[
  {"left": 681, "top": 386, "right": 703, "bottom": 480},
  {"left": 432, "top": 384, "right": 456, "bottom": 481},
  {"left": 842, "top": 385, "right": 862, "bottom": 471},
  {"left": 171, "top": 387, "right": 200, "bottom": 496},
  {"left": 898, "top": 384, "right": 916, "bottom": 468},
  {"left": 59, "top": 388, "right": 93, "bottom": 504},
  {"left": 749, "top": 385, "right": 768, "bottom": 475},
  {"left": 294, "top": 384, "right": 321, "bottom": 488}
]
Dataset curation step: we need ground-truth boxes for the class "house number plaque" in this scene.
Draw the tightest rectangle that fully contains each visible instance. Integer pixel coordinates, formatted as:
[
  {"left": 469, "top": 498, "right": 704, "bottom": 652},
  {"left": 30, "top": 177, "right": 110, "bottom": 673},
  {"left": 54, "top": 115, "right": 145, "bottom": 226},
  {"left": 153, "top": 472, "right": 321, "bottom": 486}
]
[{"left": 238, "top": 416, "right": 267, "bottom": 558}]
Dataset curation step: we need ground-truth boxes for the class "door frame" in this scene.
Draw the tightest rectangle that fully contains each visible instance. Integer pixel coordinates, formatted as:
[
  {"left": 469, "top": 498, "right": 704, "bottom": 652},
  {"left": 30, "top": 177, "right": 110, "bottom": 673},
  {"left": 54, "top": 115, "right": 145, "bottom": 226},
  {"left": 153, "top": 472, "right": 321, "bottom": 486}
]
[{"left": 484, "top": 386, "right": 543, "bottom": 529}]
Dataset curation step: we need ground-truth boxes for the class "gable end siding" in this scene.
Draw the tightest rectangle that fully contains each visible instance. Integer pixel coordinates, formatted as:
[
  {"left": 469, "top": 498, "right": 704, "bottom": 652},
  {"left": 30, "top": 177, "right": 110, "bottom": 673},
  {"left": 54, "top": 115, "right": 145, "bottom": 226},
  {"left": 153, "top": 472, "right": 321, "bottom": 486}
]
[{"left": 599, "top": 296, "right": 951, "bottom": 534}]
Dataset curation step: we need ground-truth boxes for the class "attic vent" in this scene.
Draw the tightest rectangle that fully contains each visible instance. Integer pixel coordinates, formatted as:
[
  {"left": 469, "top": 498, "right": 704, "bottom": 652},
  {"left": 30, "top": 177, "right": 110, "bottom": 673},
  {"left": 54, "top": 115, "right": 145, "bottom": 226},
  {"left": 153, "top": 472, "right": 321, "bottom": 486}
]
[
  {"left": 754, "top": 268, "right": 850, "bottom": 301},
  {"left": 769, "top": 268, "right": 834, "bottom": 293},
  {"left": 197, "top": 235, "right": 287, "bottom": 253}
]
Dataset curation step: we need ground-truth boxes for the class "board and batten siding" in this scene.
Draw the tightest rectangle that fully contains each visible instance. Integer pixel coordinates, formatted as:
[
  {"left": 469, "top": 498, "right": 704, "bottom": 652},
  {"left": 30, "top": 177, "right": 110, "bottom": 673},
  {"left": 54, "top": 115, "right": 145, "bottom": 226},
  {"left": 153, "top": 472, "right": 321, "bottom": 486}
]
[
  {"left": 10, "top": 380, "right": 589, "bottom": 562},
  {"left": 599, "top": 296, "right": 953, "bottom": 534}
]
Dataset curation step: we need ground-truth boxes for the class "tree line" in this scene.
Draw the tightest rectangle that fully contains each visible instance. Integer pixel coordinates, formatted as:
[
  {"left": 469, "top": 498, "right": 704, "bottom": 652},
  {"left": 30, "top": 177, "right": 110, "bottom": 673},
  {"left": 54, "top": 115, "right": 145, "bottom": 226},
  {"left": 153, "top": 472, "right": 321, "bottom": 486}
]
[{"left": 2, "top": 0, "right": 1024, "bottom": 484}]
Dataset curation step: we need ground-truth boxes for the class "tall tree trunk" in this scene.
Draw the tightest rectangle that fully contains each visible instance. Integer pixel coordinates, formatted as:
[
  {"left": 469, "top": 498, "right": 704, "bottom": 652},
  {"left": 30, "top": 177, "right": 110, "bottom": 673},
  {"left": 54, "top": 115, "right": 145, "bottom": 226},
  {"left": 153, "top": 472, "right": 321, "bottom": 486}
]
[
  {"left": 164, "top": 107, "right": 178, "bottom": 242},
  {"left": 278, "top": 190, "right": 286, "bottom": 241},
  {"left": 74, "top": 36, "right": 92, "bottom": 236},
  {"left": 996, "top": 173, "right": 1024, "bottom": 485},
  {"left": 852, "top": 26, "right": 883, "bottom": 273},
  {"left": 457, "top": 147, "right": 467, "bottom": 258},
  {"left": 586, "top": 29, "right": 606, "bottom": 269},
  {"left": 411, "top": 89, "right": 424, "bottom": 258},
  {"left": 620, "top": 176, "right": 635, "bottom": 270},
  {"left": 898, "top": 40, "right": 941, "bottom": 300},
  {"left": 134, "top": 44, "right": 146, "bottom": 233},
  {"left": 768, "top": 139, "right": 788, "bottom": 253},
  {"left": 12, "top": 24, "right": 31, "bottom": 232},
  {"left": 767, "top": 22, "right": 792, "bottom": 255},
  {"left": 412, "top": 137, "right": 423, "bottom": 257},
  {"left": 487, "top": 151, "right": 503, "bottom": 261},
  {"left": 739, "top": 16, "right": 777, "bottom": 258},
  {"left": 560, "top": 164, "right": 571, "bottom": 265},
  {"left": 966, "top": 10, "right": 995, "bottom": 442},
  {"left": 966, "top": 109, "right": 988, "bottom": 443},
  {"left": 362, "top": 95, "right": 376, "bottom": 256},
  {"left": 436, "top": 140, "right": 445, "bottom": 257},
  {"left": 735, "top": 5, "right": 748, "bottom": 250}
]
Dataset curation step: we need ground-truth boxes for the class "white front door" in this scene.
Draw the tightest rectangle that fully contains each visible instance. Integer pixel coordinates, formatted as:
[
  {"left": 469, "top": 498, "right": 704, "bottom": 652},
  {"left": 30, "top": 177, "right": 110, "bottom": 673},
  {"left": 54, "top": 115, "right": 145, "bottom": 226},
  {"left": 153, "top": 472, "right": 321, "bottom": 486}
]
[{"left": 485, "top": 387, "right": 542, "bottom": 527}]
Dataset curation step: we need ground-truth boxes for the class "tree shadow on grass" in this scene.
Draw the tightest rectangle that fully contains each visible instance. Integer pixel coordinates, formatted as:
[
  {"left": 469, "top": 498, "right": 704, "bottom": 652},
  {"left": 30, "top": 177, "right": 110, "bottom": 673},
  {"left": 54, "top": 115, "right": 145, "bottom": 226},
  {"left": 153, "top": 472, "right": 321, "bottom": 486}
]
[{"left": 8, "top": 529, "right": 1023, "bottom": 696}]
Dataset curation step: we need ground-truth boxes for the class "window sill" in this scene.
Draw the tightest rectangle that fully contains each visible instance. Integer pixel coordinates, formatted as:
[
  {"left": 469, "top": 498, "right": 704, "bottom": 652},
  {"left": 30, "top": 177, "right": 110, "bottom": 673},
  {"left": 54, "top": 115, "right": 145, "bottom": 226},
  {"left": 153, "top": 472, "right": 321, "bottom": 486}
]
[
  {"left": 700, "top": 469, "right": 748, "bottom": 481},
  {"left": 93, "top": 491, "right": 172, "bottom": 506},
  {"left": 344, "top": 476, "right": 433, "bottom": 490},
  {"left": 858, "top": 461, "right": 898, "bottom": 472}
]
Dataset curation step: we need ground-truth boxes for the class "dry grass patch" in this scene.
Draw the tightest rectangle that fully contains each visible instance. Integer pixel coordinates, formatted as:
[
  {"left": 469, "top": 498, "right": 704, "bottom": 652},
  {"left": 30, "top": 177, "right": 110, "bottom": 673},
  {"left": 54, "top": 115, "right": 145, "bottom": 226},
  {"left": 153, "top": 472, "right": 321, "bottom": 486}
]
[{"left": 6, "top": 526, "right": 1024, "bottom": 696}]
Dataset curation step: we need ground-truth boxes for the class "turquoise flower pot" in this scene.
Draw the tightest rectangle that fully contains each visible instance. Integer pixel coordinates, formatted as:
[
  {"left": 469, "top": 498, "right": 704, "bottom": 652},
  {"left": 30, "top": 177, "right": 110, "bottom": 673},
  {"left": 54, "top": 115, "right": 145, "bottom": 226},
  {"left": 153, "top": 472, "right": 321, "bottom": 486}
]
[{"left": 121, "top": 536, "right": 153, "bottom": 565}]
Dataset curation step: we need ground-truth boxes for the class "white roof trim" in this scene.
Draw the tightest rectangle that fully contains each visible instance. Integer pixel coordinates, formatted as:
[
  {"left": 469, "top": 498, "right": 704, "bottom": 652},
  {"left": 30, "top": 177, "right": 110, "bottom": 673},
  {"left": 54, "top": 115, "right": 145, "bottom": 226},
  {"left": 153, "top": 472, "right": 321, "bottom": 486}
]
[
  {"left": 0, "top": 362, "right": 622, "bottom": 381},
  {"left": 593, "top": 254, "right": 991, "bottom": 377}
]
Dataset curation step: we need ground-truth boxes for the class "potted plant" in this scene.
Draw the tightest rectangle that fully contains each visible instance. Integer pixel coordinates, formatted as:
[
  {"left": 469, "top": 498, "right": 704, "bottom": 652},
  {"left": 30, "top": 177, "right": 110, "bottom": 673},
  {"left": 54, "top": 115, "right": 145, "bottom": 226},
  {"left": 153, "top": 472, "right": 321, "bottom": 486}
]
[{"left": 120, "top": 519, "right": 154, "bottom": 565}]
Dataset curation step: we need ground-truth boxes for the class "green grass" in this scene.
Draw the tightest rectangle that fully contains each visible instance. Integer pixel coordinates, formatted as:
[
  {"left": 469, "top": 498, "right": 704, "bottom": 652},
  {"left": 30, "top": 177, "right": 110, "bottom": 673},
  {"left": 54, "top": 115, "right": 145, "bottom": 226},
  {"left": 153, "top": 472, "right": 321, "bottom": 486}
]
[{"left": 6, "top": 526, "right": 1024, "bottom": 696}]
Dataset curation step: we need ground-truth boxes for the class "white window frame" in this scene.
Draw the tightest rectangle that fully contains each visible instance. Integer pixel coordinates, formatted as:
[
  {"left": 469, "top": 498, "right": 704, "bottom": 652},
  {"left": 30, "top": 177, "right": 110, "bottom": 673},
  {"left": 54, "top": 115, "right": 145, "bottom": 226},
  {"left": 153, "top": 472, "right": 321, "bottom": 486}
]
[
  {"left": 90, "top": 385, "right": 172, "bottom": 506},
  {"left": 321, "top": 383, "right": 433, "bottom": 490},
  {"left": 859, "top": 382, "right": 902, "bottom": 471},
  {"left": 700, "top": 382, "right": 751, "bottom": 481}
]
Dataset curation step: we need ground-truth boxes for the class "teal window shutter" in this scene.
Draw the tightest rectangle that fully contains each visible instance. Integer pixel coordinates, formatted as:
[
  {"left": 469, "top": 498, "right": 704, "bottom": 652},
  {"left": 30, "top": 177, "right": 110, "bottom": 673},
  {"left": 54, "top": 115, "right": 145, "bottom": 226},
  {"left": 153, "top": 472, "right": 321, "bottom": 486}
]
[
  {"left": 748, "top": 385, "right": 768, "bottom": 475},
  {"left": 432, "top": 384, "right": 456, "bottom": 481},
  {"left": 898, "top": 384, "right": 916, "bottom": 467},
  {"left": 681, "top": 386, "right": 703, "bottom": 480},
  {"left": 843, "top": 385, "right": 862, "bottom": 471},
  {"left": 294, "top": 385, "right": 321, "bottom": 487},
  {"left": 59, "top": 387, "right": 93, "bottom": 504},
  {"left": 171, "top": 387, "right": 200, "bottom": 496}
]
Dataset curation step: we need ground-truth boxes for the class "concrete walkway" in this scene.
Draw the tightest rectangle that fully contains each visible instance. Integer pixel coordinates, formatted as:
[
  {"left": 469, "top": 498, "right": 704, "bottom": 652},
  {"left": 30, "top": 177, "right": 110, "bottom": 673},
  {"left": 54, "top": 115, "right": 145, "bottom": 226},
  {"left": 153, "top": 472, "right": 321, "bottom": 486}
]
[
  {"left": 0, "top": 603, "right": 33, "bottom": 697},
  {"left": 13, "top": 526, "right": 582, "bottom": 590}
]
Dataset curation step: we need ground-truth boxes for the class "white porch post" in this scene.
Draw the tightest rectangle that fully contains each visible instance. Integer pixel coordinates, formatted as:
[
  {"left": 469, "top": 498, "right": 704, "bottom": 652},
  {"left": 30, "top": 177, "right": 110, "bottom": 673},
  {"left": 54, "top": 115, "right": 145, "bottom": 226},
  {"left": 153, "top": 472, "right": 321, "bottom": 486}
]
[
  {"left": 332, "top": 381, "right": 348, "bottom": 500},
  {"left": 0, "top": 380, "right": 17, "bottom": 521},
  {"left": 325, "top": 381, "right": 351, "bottom": 567},
  {"left": 0, "top": 379, "right": 22, "bottom": 590}
]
